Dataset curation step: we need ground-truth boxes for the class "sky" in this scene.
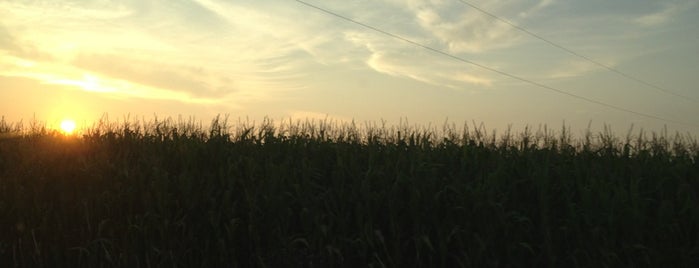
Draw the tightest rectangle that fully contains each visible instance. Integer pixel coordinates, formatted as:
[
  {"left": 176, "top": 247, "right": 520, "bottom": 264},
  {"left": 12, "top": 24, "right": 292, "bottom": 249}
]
[{"left": 1, "top": 0, "right": 698, "bottom": 137}]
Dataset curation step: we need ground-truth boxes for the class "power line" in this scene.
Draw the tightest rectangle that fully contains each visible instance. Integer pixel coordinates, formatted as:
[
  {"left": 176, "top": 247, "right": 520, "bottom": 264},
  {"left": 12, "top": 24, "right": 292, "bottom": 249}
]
[
  {"left": 294, "top": 0, "right": 699, "bottom": 128},
  {"left": 455, "top": 0, "right": 699, "bottom": 103}
]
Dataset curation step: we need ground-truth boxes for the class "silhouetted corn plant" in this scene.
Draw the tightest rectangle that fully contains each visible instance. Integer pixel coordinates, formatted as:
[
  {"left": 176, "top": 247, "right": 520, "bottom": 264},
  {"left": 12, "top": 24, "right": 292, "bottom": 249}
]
[{"left": 0, "top": 115, "right": 697, "bottom": 267}]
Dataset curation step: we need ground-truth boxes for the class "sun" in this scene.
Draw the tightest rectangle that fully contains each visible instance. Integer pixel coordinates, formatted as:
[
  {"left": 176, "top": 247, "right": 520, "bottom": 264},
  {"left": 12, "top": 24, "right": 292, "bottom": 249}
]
[{"left": 60, "top": 119, "right": 77, "bottom": 134}]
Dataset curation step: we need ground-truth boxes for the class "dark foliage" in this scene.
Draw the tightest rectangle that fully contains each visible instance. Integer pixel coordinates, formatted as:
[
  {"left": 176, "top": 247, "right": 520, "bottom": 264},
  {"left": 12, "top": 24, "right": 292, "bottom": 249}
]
[{"left": 1, "top": 116, "right": 698, "bottom": 267}]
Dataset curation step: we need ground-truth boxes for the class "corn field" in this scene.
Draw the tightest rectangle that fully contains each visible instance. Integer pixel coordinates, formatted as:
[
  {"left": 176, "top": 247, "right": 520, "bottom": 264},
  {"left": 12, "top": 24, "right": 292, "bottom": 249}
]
[{"left": 1, "top": 115, "right": 698, "bottom": 267}]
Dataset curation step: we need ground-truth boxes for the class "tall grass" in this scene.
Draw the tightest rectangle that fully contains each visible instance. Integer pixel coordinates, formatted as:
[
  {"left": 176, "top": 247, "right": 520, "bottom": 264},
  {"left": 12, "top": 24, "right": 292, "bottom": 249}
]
[{"left": 1, "top": 115, "right": 698, "bottom": 267}]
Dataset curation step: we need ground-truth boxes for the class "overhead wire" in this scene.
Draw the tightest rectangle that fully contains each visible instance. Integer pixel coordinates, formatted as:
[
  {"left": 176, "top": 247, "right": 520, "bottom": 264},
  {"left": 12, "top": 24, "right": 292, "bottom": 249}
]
[
  {"left": 294, "top": 0, "right": 699, "bottom": 128},
  {"left": 455, "top": 0, "right": 699, "bottom": 103}
]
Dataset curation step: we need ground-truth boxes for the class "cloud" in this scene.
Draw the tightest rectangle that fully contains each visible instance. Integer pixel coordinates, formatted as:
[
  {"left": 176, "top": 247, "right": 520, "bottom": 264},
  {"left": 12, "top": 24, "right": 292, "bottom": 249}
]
[
  {"left": 378, "top": 0, "right": 557, "bottom": 54},
  {"left": 0, "top": 0, "right": 579, "bottom": 102},
  {"left": 293, "top": 1, "right": 575, "bottom": 89},
  {"left": 634, "top": 1, "right": 697, "bottom": 27},
  {"left": 0, "top": 0, "right": 325, "bottom": 104},
  {"left": 413, "top": 6, "right": 521, "bottom": 53},
  {"left": 634, "top": 4, "right": 678, "bottom": 26},
  {"left": 360, "top": 37, "right": 493, "bottom": 88},
  {"left": 0, "top": 23, "right": 53, "bottom": 61},
  {"left": 0, "top": 24, "right": 20, "bottom": 53},
  {"left": 73, "top": 53, "right": 236, "bottom": 99},
  {"left": 519, "top": 0, "right": 555, "bottom": 18},
  {"left": 544, "top": 59, "right": 606, "bottom": 79}
]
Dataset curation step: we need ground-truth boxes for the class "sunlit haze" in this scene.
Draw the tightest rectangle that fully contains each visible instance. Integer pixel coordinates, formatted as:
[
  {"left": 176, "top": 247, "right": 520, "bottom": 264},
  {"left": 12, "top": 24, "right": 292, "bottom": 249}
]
[
  {"left": 2, "top": 0, "right": 698, "bottom": 136},
  {"left": 60, "top": 119, "right": 76, "bottom": 135}
]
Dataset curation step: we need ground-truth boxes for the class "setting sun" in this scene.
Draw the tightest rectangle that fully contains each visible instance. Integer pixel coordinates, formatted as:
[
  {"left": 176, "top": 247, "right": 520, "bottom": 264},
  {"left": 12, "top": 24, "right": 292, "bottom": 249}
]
[{"left": 60, "top": 119, "right": 76, "bottom": 134}]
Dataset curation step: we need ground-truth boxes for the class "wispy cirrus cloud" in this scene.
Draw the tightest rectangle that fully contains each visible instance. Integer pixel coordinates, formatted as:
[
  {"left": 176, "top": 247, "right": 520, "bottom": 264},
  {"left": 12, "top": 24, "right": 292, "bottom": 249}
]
[
  {"left": 0, "top": 0, "right": 328, "bottom": 105},
  {"left": 543, "top": 59, "right": 610, "bottom": 80},
  {"left": 73, "top": 53, "right": 237, "bottom": 99},
  {"left": 0, "top": 24, "right": 20, "bottom": 54},
  {"left": 366, "top": 50, "right": 493, "bottom": 87},
  {"left": 414, "top": 7, "right": 521, "bottom": 54},
  {"left": 518, "top": 0, "right": 555, "bottom": 18},
  {"left": 310, "top": 0, "right": 556, "bottom": 87},
  {"left": 344, "top": 30, "right": 493, "bottom": 88},
  {"left": 378, "top": 0, "right": 557, "bottom": 54},
  {"left": 633, "top": 1, "right": 697, "bottom": 27}
]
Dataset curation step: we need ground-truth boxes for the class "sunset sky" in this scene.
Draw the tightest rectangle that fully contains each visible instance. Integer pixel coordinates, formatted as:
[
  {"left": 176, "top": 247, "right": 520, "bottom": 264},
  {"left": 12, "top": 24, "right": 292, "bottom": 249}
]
[{"left": 2, "top": 0, "right": 698, "bottom": 136}]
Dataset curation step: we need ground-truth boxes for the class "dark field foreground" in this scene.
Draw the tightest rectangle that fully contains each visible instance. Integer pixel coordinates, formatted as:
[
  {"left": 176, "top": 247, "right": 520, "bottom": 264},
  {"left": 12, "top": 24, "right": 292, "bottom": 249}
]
[{"left": 1, "top": 116, "right": 698, "bottom": 267}]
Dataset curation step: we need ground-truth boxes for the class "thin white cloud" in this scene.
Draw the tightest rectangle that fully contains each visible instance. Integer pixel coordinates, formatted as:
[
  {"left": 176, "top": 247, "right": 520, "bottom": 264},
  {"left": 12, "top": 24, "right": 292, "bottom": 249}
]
[
  {"left": 0, "top": 0, "right": 639, "bottom": 94},
  {"left": 0, "top": 0, "right": 326, "bottom": 106},
  {"left": 0, "top": 52, "right": 217, "bottom": 104},
  {"left": 634, "top": 1, "right": 697, "bottom": 27},
  {"left": 544, "top": 59, "right": 607, "bottom": 79},
  {"left": 519, "top": 0, "right": 555, "bottom": 18},
  {"left": 362, "top": 39, "right": 493, "bottom": 88},
  {"left": 73, "top": 53, "right": 237, "bottom": 98},
  {"left": 413, "top": 5, "right": 521, "bottom": 53},
  {"left": 635, "top": 5, "right": 677, "bottom": 26},
  {"left": 378, "top": 0, "right": 557, "bottom": 54}
]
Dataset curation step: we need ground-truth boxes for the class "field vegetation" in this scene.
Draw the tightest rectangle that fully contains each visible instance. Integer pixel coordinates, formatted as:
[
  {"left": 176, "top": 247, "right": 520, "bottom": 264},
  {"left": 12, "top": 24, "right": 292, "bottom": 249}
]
[{"left": 1, "top": 115, "right": 698, "bottom": 267}]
